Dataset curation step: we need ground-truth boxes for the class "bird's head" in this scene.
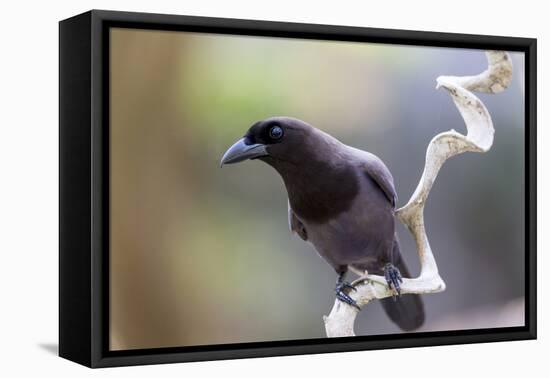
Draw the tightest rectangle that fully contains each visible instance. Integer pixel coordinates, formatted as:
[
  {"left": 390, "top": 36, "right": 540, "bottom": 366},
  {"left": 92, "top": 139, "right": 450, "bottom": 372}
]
[{"left": 220, "top": 117, "right": 316, "bottom": 167}]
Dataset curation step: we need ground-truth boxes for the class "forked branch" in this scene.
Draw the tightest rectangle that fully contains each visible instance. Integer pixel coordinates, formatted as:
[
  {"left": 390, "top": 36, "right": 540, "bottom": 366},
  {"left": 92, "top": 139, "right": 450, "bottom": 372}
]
[{"left": 323, "top": 51, "right": 513, "bottom": 337}]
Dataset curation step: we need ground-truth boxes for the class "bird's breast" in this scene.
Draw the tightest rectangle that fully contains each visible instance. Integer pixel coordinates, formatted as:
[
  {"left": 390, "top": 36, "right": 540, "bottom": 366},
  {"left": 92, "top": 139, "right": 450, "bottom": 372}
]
[
  {"left": 293, "top": 169, "right": 396, "bottom": 267},
  {"left": 284, "top": 164, "right": 360, "bottom": 224}
]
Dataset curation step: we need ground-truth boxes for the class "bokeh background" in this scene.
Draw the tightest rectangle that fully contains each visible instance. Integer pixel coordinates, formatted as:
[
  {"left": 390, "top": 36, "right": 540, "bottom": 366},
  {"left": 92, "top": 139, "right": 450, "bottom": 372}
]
[{"left": 109, "top": 28, "right": 525, "bottom": 351}]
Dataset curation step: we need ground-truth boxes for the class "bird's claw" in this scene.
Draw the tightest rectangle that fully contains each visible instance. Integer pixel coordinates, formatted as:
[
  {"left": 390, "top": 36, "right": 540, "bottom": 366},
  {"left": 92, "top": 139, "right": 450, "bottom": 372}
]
[
  {"left": 339, "top": 281, "right": 357, "bottom": 292},
  {"left": 335, "top": 281, "right": 360, "bottom": 310},
  {"left": 384, "top": 263, "right": 403, "bottom": 298}
]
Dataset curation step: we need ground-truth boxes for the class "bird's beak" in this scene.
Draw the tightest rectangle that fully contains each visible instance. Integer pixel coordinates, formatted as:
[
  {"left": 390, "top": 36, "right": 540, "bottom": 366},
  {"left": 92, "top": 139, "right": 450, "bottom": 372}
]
[{"left": 220, "top": 138, "right": 268, "bottom": 166}]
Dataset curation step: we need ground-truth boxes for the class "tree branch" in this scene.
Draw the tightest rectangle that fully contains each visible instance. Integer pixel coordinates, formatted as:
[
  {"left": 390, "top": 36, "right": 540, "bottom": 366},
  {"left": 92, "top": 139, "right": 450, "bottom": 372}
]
[{"left": 324, "top": 51, "right": 514, "bottom": 338}]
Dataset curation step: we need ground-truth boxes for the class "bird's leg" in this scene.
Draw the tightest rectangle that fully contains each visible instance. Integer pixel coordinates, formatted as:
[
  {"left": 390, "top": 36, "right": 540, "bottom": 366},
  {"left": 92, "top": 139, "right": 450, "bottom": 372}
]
[
  {"left": 335, "top": 272, "right": 360, "bottom": 310},
  {"left": 384, "top": 263, "right": 403, "bottom": 298}
]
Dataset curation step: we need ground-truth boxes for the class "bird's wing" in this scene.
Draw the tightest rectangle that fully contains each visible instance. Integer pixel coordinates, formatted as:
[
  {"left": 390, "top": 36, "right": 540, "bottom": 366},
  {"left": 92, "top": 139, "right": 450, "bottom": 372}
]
[
  {"left": 288, "top": 201, "right": 308, "bottom": 241},
  {"left": 358, "top": 150, "right": 398, "bottom": 208}
]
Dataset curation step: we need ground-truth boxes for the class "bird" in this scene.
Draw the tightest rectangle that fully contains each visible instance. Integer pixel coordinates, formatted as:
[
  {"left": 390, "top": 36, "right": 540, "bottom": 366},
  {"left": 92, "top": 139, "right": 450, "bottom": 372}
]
[{"left": 220, "top": 116, "right": 425, "bottom": 331}]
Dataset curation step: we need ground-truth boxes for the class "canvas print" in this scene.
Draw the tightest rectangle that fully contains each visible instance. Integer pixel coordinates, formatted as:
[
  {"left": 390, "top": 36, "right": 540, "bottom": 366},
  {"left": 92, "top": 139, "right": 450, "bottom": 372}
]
[{"left": 109, "top": 28, "right": 525, "bottom": 351}]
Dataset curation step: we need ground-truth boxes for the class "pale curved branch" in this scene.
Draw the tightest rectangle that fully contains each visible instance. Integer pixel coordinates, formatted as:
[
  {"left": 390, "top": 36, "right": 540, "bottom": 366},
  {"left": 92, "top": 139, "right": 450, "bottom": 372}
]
[{"left": 324, "top": 51, "right": 513, "bottom": 338}]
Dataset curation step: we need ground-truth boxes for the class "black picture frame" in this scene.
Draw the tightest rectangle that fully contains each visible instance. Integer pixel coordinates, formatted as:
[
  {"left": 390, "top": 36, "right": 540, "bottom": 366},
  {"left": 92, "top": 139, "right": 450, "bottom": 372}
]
[{"left": 59, "top": 9, "right": 537, "bottom": 368}]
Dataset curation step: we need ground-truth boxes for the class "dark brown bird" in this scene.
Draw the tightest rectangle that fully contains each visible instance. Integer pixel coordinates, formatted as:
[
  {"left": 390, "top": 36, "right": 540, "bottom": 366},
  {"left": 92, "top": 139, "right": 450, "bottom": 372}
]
[{"left": 221, "top": 116, "right": 424, "bottom": 331}]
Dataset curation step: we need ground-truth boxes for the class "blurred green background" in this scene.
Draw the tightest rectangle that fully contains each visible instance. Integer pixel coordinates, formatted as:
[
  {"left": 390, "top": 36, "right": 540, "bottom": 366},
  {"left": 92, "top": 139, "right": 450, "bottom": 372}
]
[{"left": 109, "top": 28, "right": 525, "bottom": 350}]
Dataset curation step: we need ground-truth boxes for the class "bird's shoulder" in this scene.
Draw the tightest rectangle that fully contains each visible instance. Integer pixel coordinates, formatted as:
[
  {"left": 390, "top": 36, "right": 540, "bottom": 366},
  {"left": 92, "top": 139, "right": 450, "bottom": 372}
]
[{"left": 344, "top": 146, "right": 398, "bottom": 208}]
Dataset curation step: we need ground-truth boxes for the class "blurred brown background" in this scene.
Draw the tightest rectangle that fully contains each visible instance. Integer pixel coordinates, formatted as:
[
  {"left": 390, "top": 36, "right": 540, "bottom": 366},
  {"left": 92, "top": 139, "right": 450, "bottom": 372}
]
[{"left": 109, "top": 28, "right": 525, "bottom": 351}]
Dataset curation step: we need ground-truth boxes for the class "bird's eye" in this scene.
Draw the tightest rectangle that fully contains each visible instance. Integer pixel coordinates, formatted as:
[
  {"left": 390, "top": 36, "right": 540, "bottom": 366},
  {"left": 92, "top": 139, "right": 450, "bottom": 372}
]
[{"left": 269, "top": 125, "right": 283, "bottom": 140}]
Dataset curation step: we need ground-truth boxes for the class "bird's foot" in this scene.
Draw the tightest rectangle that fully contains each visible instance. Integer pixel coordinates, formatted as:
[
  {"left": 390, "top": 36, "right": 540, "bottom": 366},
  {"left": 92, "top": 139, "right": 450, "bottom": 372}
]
[
  {"left": 384, "top": 263, "right": 403, "bottom": 298},
  {"left": 335, "top": 280, "right": 360, "bottom": 310}
]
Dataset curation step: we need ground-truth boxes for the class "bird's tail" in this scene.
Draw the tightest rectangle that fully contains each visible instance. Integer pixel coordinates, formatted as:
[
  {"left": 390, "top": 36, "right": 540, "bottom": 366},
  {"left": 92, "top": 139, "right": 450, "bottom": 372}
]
[{"left": 380, "top": 239, "right": 425, "bottom": 331}]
